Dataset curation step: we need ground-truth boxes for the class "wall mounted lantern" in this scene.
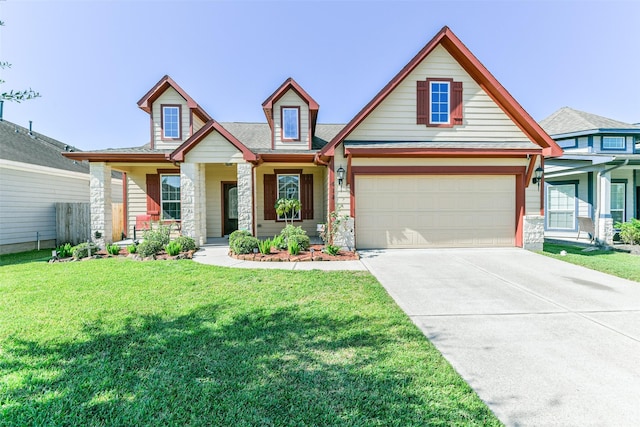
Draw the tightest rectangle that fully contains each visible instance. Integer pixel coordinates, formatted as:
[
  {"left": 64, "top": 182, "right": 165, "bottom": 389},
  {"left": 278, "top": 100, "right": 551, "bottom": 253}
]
[
  {"left": 336, "top": 166, "right": 346, "bottom": 187},
  {"left": 532, "top": 166, "right": 544, "bottom": 190}
]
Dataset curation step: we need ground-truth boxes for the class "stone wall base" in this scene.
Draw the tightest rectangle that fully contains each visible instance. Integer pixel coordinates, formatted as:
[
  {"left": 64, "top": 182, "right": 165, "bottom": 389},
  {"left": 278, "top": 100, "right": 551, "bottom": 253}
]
[{"left": 523, "top": 215, "right": 544, "bottom": 252}]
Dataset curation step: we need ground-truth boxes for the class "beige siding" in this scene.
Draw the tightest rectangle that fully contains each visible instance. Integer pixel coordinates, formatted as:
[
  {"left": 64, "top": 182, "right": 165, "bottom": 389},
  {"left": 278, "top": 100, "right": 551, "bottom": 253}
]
[
  {"left": 0, "top": 161, "right": 89, "bottom": 246},
  {"left": 205, "top": 164, "right": 237, "bottom": 238},
  {"left": 184, "top": 131, "right": 244, "bottom": 164},
  {"left": 525, "top": 158, "right": 543, "bottom": 215},
  {"left": 152, "top": 87, "right": 190, "bottom": 150},
  {"left": 348, "top": 45, "right": 530, "bottom": 142},
  {"left": 333, "top": 143, "right": 351, "bottom": 217},
  {"left": 124, "top": 165, "right": 171, "bottom": 236},
  {"left": 273, "top": 90, "right": 310, "bottom": 150},
  {"left": 192, "top": 114, "right": 206, "bottom": 134},
  {"left": 255, "top": 164, "right": 325, "bottom": 238}
]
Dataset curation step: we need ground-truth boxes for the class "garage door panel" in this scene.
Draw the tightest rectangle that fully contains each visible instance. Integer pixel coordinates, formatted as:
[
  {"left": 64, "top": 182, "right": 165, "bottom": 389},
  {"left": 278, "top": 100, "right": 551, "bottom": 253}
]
[{"left": 355, "top": 175, "right": 515, "bottom": 249}]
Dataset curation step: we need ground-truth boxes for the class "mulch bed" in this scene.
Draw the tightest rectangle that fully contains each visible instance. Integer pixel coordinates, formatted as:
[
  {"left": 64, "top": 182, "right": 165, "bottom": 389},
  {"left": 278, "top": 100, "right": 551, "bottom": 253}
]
[{"left": 230, "top": 244, "right": 359, "bottom": 262}]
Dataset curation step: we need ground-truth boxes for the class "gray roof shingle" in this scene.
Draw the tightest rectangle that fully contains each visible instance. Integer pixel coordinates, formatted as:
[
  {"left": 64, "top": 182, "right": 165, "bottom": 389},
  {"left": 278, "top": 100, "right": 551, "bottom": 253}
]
[
  {"left": 0, "top": 119, "right": 90, "bottom": 173},
  {"left": 540, "top": 107, "right": 640, "bottom": 136}
]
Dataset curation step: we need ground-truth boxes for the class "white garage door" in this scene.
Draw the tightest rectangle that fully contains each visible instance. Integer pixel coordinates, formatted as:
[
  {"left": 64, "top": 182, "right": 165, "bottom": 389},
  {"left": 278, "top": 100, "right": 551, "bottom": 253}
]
[{"left": 355, "top": 175, "right": 515, "bottom": 248}]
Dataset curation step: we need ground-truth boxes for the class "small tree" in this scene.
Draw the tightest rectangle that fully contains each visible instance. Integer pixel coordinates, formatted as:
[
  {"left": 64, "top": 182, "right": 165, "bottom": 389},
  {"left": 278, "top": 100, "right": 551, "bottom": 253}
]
[
  {"left": 1, "top": 21, "right": 40, "bottom": 103},
  {"left": 275, "top": 198, "right": 301, "bottom": 226}
]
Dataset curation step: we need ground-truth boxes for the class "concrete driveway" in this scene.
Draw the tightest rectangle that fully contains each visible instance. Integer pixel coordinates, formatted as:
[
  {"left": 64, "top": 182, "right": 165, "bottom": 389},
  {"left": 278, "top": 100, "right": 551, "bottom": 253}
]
[{"left": 360, "top": 248, "right": 640, "bottom": 427}]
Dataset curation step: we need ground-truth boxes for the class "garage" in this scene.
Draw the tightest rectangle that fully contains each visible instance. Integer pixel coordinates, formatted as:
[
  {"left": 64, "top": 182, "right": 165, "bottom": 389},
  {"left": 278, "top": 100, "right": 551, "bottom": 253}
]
[{"left": 354, "top": 175, "right": 516, "bottom": 249}]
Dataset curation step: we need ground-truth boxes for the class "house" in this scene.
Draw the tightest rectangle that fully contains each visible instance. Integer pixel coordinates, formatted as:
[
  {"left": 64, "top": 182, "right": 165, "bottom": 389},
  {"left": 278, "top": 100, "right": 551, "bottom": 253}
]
[
  {"left": 63, "top": 26, "right": 561, "bottom": 251},
  {"left": 540, "top": 107, "right": 640, "bottom": 243},
  {"left": 0, "top": 117, "right": 123, "bottom": 254}
]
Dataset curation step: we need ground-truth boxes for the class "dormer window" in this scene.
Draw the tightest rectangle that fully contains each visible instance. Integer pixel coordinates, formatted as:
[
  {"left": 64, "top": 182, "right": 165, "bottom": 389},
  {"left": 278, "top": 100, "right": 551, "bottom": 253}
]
[
  {"left": 162, "top": 105, "right": 181, "bottom": 139},
  {"left": 602, "top": 136, "right": 625, "bottom": 150},
  {"left": 281, "top": 107, "right": 300, "bottom": 141},
  {"left": 417, "top": 78, "right": 463, "bottom": 128}
]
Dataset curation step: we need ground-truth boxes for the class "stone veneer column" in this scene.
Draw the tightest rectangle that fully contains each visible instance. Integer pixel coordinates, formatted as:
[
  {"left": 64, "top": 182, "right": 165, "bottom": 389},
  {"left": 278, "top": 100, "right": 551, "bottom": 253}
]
[
  {"left": 236, "top": 163, "right": 253, "bottom": 233},
  {"left": 181, "top": 162, "right": 206, "bottom": 245},
  {"left": 523, "top": 215, "right": 544, "bottom": 251},
  {"left": 597, "top": 172, "right": 614, "bottom": 244},
  {"left": 89, "top": 162, "right": 112, "bottom": 248}
]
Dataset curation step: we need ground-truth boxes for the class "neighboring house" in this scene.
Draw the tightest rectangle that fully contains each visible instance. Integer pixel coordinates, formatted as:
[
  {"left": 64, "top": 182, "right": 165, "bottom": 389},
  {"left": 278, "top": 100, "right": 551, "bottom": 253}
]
[
  {"left": 0, "top": 118, "right": 122, "bottom": 254},
  {"left": 63, "top": 26, "right": 561, "bottom": 251},
  {"left": 540, "top": 107, "right": 640, "bottom": 243}
]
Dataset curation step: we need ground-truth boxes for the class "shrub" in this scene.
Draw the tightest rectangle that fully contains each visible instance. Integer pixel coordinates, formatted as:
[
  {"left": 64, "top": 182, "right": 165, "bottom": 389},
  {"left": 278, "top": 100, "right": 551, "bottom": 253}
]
[
  {"left": 127, "top": 244, "right": 137, "bottom": 254},
  {"left": 106, "top": 244, "right": 121, "bottom": 255},
  {"left": 138, "top": 226, "right": 171, "bottom": 257},
  {"left": 56, "top": 243, "right": 73, "bottom": 258},
  {"left": 258, "top": 238, "right": 272, "bottom": 255},
  {"left": 165, "top": 241, "right": 183, "bottom": 256},
  {"left": 231, "top": 235, "right": 260, "bottom": 255},
  {"left": 279, "top": 225, "right": 309, "bottom": 250},
  {"left": 325, "top": 244, "right": 341, "bottom": 256},
  {"left": 616, "top": 218, "right": 640, "bottom": 245},
  {"left": 72, "top": 242, "right": 99, "bottom": 259},
  {"left": 287, "top": 234, "right": 310, "bottom": 251},
  {"left": 172, "top": 236, "right": 197, "bottom": 252},
  {"left": 229, "top": 230, "right": 252, "bottom": 248},
  {"left": 288, "top": 238, "right": 300, "bottom": 255}
]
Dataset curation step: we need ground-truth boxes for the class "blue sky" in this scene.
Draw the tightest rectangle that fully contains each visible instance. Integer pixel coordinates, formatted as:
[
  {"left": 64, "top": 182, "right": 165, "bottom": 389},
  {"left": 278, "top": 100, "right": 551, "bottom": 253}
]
[{"left": 1, "top": 0, "right": 638, "bottom": 151}]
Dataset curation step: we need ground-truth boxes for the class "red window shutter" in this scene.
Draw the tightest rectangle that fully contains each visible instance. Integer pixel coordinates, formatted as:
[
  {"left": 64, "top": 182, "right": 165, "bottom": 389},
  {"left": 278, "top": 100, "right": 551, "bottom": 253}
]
[
  {"left": 301, "top": 174, "right": 314, "bottom": 220},
  {"left": 263, "top": 174, "right": 277, "bottom": 220},
  {"left": 416, "top": 80, "right": 428, "bottom": 125},
  {"left": 146, "top": 174, "right": 161, "bottom": 221},
  {"left": 452, "top": 81, "right": 463, "bottom": 125}
]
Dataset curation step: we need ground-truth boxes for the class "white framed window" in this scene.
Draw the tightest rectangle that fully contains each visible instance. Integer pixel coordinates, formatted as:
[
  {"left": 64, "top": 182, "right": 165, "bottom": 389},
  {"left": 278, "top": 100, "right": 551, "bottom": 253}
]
[
  {"left": 161, "top": 174, "right": 181, "bottom": 220},
  {"left": 547, "top": 183, "right": 576, "bottom": 229},
  {"left": 277, "top": 174, "right": 300, "bottom": 220},
  {"left": 162, "top": 105, "right": 180, "bottom": 139},
  {"left": 281, "top": 107, "right": 299, "bottom": 141},
  {"left": 611, "top": 182, "right": 626, "bottom": 225},
  {"left": 602, "top": 136, "right": 625, "bottom": 150},
  {"left": 429, "top": 81, "right": 450, "bottom": 124}
]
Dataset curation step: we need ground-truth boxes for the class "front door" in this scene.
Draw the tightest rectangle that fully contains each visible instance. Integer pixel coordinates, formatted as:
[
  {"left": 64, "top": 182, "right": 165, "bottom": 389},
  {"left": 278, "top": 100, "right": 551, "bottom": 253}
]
[{"left": 223, "top": 182, "right": 238, "bottom": 236}]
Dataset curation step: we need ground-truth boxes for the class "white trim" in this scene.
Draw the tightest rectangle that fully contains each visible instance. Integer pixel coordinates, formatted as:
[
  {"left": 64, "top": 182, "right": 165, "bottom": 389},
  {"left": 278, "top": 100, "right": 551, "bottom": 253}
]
[
  {"left": 602, "top": 136, "right": 625, "bottom": 150},
  {"left": 282, "top": 107, "right": 299, "bottom": 140},
  {"left": 429, "top": 80, "right": 450, "bottom": 124},
  {"left": 162, "top": 106, "right": 180, "bottom": 139},
  {"left": 276, "top": 173, "right": 301, "bottom": 221}
]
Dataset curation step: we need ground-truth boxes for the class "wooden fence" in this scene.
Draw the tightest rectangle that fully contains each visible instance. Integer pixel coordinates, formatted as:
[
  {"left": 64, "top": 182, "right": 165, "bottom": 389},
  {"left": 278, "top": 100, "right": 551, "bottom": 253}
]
[
  {"left": 56, "top": 202, "right": 125, "bottom": 245},
  {"left": 56, "top": 202, "right": 90, "bottom": 245}
]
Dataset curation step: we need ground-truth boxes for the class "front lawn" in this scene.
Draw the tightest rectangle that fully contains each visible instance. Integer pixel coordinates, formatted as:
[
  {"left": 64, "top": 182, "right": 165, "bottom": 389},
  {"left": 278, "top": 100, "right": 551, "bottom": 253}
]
[
  {"left": 0, "top": 253, "right": 500, "bottom": 426},
  {"left": 542, "top": 243, "right": 640, "bottom": 282}
]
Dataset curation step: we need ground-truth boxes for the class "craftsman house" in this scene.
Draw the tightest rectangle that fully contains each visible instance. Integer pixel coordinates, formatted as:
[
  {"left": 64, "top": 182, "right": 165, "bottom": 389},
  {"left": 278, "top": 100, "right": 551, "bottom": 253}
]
[
  {"left": 540, "top": 107, "right": 640, "bottom": 243},
  {"left": 64, "top": 26, "right": 561, "bottom": 250}
]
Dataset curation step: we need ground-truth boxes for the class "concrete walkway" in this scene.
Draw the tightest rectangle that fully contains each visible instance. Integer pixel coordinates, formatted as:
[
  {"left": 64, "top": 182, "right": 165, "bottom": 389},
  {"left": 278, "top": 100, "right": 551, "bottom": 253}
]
[
  {"left": 359, "top": 248, "right": 640, "bottom": 427},
  {"left": 192, "top": 243, "right": 367, "bottom": 271}
]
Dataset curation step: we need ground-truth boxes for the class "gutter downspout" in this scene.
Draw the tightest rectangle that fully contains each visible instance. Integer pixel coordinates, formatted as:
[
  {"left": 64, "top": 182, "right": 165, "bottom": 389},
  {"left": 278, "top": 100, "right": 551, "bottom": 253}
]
[{"left": 595, "top": 158, "right": 629, "bottom": 243}]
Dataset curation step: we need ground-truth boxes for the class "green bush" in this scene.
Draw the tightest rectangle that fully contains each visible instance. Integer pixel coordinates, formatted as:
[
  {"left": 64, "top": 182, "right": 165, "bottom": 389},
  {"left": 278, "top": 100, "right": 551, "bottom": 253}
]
[
  {"left": 258, "top": 238, "right": 272, "bottom": 255},
  {"left": 173, "top": 236, "right": 197, "bottom": 252},
  {"left": 287, "top": 234, "right": 310, "bottom": 251},
  {"left": 138, "top": 226, "right": 171, "bottom": 257},
  {"left": 231, "top": 235, "right": 260, "bottom": 255},
  {"left": 56, "top": 243, "right": 73, "bottom": 258},
  {"left": 106, "top": 244, "right": 121, "bottom": 255},
  {"left": 288, "top": 238, "right": 300, "bottom": 255},
  {"left": 616, "top": 218, "right": 640, "bottom": 245},
  {"left": 72, "top": 242, "right": 99, "bottom": 259},
  {"left": 127, "top": 244, "right": 137, "bottom": 254},
  {"left": 165, "top": 241, "right": 183, "bottom": 256},
  {"left": 325, "top": 244, "right": 341, "bottom": 256},
  {"left": 279, "top": 225, "right": 309, "bottom": 250},
  {"left": 229, "top": 230, "right": 252, "bottom": 248}
]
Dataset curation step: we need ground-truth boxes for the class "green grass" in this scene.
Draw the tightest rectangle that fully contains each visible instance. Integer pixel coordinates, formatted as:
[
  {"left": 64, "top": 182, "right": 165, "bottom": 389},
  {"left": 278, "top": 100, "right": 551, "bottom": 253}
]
[
  {"left": 0, "top": 253, "right": 500, "bottom": 426},
  {"left": 542, "top": 243, "right": 640, "bottom": 282}
]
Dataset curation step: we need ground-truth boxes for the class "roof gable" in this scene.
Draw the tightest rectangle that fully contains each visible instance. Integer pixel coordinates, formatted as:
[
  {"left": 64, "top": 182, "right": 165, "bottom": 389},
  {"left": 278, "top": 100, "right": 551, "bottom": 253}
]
[
  {"left": 319, "top": 26, "right": 562, "bottom": 157},
  {"left": 137, "top": 75, "right": 211, "bottom": 123},
  {"left": 540, "top": 107, "right": 640, "bottom": 137},
  {"left": 169, "top": 120, "right": 257, "bottom": 162},
  {"left": 262, "top": 77, "right": 319, "bottom": 134}
]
